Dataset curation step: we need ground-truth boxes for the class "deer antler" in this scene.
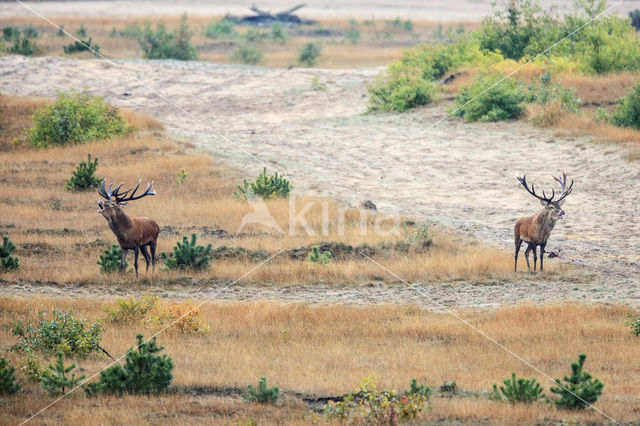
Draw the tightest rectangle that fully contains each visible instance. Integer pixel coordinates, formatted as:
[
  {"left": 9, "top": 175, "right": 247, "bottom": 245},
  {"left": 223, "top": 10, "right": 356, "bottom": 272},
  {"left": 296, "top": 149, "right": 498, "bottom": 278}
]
[
  {"left": 113, "top": 180, "right": 156, "bottom": 203},
  {"left": 517, "top": 174, "right": 555, "bottom": 204},
  {"left": 553, "top": 172, "right": 574, "bottom": 203},
  {"left": 98, "top": 180, "right": 124, "bottom": 201}
]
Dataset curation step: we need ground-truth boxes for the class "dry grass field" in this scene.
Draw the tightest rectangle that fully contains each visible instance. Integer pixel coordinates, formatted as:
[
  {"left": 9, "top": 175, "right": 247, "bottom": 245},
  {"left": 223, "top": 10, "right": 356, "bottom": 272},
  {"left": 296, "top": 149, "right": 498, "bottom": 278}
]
[{"left": 0, "top": 297, "right": 636, "bottom": 424}]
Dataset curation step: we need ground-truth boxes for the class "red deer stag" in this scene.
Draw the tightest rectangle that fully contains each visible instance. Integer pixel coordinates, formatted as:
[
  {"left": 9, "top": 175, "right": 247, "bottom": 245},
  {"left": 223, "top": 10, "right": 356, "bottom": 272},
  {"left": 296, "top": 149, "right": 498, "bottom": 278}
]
[
  {"left": 97, "top": 180, "right": 159, "bottom": 277},
  {"left": 514, "top": 172, "right": 573, "bottom": 273}
]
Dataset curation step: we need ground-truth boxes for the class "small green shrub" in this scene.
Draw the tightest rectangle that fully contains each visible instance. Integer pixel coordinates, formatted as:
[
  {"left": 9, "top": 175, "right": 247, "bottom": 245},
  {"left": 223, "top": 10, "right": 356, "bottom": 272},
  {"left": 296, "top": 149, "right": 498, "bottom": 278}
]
[
  {"left": 243, "top": 377, "right": 280, "bottom": 404},
  {"left": 22, "top": 24, "right": 39, "bottom": 39},
  {"left": 345, "top": 19, "right": 361, "bottom": 44},
  {"left": 205, "top": 18, "right": 237, "bottom": 39},
  {"left": 85, "top": 334, "right": 173, "bottom": 396},
  {"left": 76, "top": 24, "right": 87, "bottom": 38},
  {"left": 9, "top": 310, "right": 102, "bottom": 358},
  {"left": 626, "top": 312, "right": 640, "bottom": 336},
  {"left": 103, "top": 295, "right": 158, "bottom": 324},
  {"left": 97, "top": 244, "right": 127, "bottom": 273},
  {"left": 242, "top": 28, "right": 265, "bottom": 43},
  {"left": 550, "top": 353, "right": 604, "bottom": 410},
  {"left": 30, "top": 89, "right": 128, "bottom": 147},
  {"left": 40, "top": 351, "right": 84, "bottom": 396},
  {"left": 175, "top": 167, "right": 191, "bottom": 184},
  {"left": 298, "top": 42, "right": 321, "bottom": 66},
  {"left": 231, "top": 43, "right": 263, "bottom": 65},
  {"left": 138, "top": 14, "right": 198, "bottom": 60},
  {"left": 234, "top": 168, "right": 292, "bottom": 199},
  {"left": 2, "top": 26, "right": 20, "bottom": 41},
  {"left": 454, "top": 73, "right": 525, "bottom": 122},
  {"left": 612, "top": 82, "right": 640, "bottom": 129},
  {"left": 65, "top": 154, "right": 102, "bottom": 191},
  {"left": 402, "top": 222, "right": 433, "bottom": 248},
  {"left": 307, "top": 246, "right": 331, "bottom": 264},
  {"left": 269, "top": 21, "right": 287, "bottom": 43},
  {"left": 0, "top": 235, "right": 19, "bottom": 272},
  {"left": 491, "top": 373, "right": 545, "bottom": 404},
  {"left": 161, "top": 234, "right": 212, "bottom": 270},
  {"left": 405, "top": 378, "right": 431, "bottom": 398},
  {"left": 20, "top": 355, "right": 43, "bottom": 383},
  {"left": 0, "top": 357, "right": 21, "bottom": 395},
  {"left": 9, "top": 34, "right": 38, "bottom": 56},
  {"left": 63, "top": 37, "right": 100, "bottom": 54}
]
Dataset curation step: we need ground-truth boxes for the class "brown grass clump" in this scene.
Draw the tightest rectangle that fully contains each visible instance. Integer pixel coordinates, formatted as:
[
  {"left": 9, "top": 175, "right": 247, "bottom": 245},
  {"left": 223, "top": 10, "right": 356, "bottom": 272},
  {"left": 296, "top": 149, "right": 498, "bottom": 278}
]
[
  {"left": 0, "top": 297, "right": 635, "bottom": 424},
  {"left": 0, "top": 95, "right": 564, "bottom": 285}
]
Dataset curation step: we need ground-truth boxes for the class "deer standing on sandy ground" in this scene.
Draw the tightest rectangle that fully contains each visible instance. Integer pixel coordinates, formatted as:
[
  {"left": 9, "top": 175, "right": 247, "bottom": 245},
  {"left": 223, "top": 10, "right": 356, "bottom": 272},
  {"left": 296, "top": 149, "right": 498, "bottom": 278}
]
[
  {"left": 98, "top": 180, "right": 159, "bottom": 277},
  {"left": 514, "top": 172, "right": 573, "bottom": 273}
]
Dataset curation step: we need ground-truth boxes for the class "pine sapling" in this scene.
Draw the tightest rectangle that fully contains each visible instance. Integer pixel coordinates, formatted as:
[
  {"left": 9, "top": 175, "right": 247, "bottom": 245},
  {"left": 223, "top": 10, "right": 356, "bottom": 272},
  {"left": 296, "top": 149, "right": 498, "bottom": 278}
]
[
  {"left": 0, "top": 235, "right": 19, "bottom": 271},
  {"left": 243, "top": 377, "right": 280, "bottom": 404},
  {"left": 550, "top": 353, "right": 604, "bottom": 409},
  {"left": 0, "top": 357, "right": 21, "bottom": 395},
  {"left": 65, "top": 154, "right": 102, "bottom": 191},
  {"left": 491, "top": 373, "right": 545, "bottom": 404},
  {"left": 161, "top": 234, "right": 212, "bottom": 270},
  {"left": 40, "top": 351, "right": 85, "bottom": 396},
  {"left": 98, "top": 244, "right": 128, "bottom": 273},
  {"left": 307, "top": 246, "right": 331, "bottom": 264}
]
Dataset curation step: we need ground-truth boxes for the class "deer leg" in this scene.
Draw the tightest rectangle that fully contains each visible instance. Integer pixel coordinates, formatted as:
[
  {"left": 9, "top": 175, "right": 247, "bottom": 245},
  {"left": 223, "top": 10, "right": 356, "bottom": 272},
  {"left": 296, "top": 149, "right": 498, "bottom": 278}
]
[
  {"left": 150, "top": 240, "right": 157, "bottom": 274},
  {"left": 532, "top": 243, "right": 538, "bottom": 271},
  {"left": 540, "top": 242, "right": 546, "bottom": 272},
  {"left": 524, "top": 244, "right": 532, "bottom": 271},
  {"left": 140, "top": 245, "right": 151, "bottom": 273},
  {"left": 133, "top": 246, "right": 140, "bottom": 277},
  {"left": 514, "top": 239, "right": 523, "bottom": 272},
  {"left": 120, "top": 248, "right": 127, "bottom": 274}
]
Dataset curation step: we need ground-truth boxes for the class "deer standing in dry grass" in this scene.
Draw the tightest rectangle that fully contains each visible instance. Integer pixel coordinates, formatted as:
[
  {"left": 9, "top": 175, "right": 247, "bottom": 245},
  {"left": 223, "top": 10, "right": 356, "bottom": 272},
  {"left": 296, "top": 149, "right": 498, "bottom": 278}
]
[
  {"left": 98, "top": 180, "right": 159, "bottom": 277},
  {"left": 514, "top": 173, "right": 573, "bottom": 273}
]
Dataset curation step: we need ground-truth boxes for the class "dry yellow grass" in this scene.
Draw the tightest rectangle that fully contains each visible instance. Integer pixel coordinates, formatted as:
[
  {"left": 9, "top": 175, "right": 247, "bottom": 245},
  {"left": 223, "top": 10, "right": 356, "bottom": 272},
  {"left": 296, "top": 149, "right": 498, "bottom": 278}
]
[
  {"left": 0, "top": 297, "right": 636, "bottom": 424},
  {"left": 0, "top": 94, "right": 568, "bottom": 285}
]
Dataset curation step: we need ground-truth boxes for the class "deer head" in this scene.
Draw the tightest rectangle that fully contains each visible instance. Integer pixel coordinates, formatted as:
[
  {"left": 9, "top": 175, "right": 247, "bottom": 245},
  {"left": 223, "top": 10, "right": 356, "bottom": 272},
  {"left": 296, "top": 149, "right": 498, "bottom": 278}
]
[
  {"left": 517, "top": 172, "right": 573, "bottom": 221},
  {"left": 97, "top": 180, "right": 156, "bottom": 224}
]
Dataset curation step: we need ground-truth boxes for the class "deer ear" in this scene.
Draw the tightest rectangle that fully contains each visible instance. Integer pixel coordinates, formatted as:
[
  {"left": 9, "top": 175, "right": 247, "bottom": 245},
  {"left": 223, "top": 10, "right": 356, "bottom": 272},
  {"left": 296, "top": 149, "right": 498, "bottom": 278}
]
[{"left": 539, "top": 199, "right": 548, "bottom": 207}]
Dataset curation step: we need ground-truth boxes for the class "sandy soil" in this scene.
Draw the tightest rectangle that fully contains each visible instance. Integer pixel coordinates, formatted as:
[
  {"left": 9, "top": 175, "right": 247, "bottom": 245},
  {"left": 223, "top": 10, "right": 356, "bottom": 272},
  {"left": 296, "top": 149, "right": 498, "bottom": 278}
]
[{"left": 1, "top": 55, "right": 639, "bottom": 307}]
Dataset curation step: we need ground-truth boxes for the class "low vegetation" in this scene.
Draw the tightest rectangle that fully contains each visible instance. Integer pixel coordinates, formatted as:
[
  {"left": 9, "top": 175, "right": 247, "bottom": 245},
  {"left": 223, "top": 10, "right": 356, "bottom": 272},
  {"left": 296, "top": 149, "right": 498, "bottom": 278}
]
[
  {"left": 234, "top": 167, "right": 291, "bottom": 199},
  {"left": 231, "top": 43, "right": 263, "bottom": 65},
  {"left": 65, "top": 154, "right": 102, "bottom": 192},
  {"left": 137, "top": 14, "right": 198, "bottom": 61},
  {"left": 97, "top": 244, "right": 127, "bottom": 273},
  {"left": 63, "top": 37, "right": 100, "bottom": 54},
  {"left": 0, "top": 235, "right": 19, "bottom": 272},
  {"left": 298, "top": 41, "right": 321, "bottom": 66},
  {"left": 161, "top": 234, "right": 212, "bottom": 271},
  {"left": 243, "top": 377, "right": 280, "bottom": 404},
  {"left": 40, "top": 351, "right": 84, "bottom": 396},
  {"left": 491, "top": 373, "right": 545, "bottom": 404},
  {"left": 550, "top": 353, "right": 604, "bottom": 409},
  {"left": 0, "top": 357, "right": 21, "bottom": 395}
]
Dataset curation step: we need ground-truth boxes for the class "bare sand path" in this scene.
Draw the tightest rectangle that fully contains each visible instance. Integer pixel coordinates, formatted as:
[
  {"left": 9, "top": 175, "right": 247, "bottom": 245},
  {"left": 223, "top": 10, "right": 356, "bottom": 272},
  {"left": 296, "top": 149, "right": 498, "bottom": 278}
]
[{"left": 1, "top": 56, "right": 639, "bottom": 306}]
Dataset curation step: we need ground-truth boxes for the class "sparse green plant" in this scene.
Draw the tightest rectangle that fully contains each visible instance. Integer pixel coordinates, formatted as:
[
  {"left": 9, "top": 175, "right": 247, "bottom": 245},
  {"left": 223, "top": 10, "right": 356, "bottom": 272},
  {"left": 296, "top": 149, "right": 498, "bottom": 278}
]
[
  {"left": 97, "top": 244, "right": 128, "bottom": 274},
  {"left": 2, "top": 26, "right": 20, "bottom": 41},
  {"left": 269, "top": 21, "right": 287, "bottom": 43},
  {"left": 57, "top": 25, "right": 65, "bottom": 37},
  {"left": 242, "top": 28, "right": 265, "bottom": 43},
  {"left": 454, "top": 73, "right": 525, "bottom": 122},
  {"left": 345, "top": 19, "right": 361, "bottom": 44},
  {"left": 65, "top": 154, "right": 102, "bottom": 191},
  {"left": 243, "top": 377, "right": 280, "bottom": 404},
  {"left": 85, "top": 334, "right": 173, "bottom": 396},
  {"left": 22, "top": 25, "right": 39, "bottom": 39},
  {"left": 402, "top": 222, "right": 433, "bottom": 248},
  {"left": 593, "top": 107, "right": 611, "bottom": 124},
  {"left": 234, "top": 168, "right": 291, "bottom": 200},
  {"left": 103, "top": 295, "right": 158, "bottom": 324},
  {"left": 40, "top": 350, "right": 84, "bottom": 396},
  {"left": 9, "top": 34, "right": 38, "bottom": 56},
  {"left": 310, "top": 75, "right": 327, "bottom": 91},
  {"left": 138, "top": 14, "right": 198, "bottom": 60},
  {"left": 231, "top": 43, "right": 263, "bottom": 65},
  {"left": 550, "top": 353, "right": 604, "bottom": 409},
  {"left": 612, "top": 82, "right": 640, "bottom": 129},
  {"left": 307, "top": 246, "right": 331, "bottom": 264},
  {"left": 403, "top": 19, "right": 413, "bottom": 32},
  {"left": 626, "top": 312, "right": 640, "bottom": 336},
  {"left": 175, "top": 167, "right": 191, "bottom": 184},
  {"left": 0, "top": 357, "right": 21, "bottom": 395},
  {"left": 161, "top": 234, "right": 212, "bottom": 270},
  {"left": 298, "top": 42, "right": 321, "bottom": 66},
  {"left": 63, "top": 37, "right": 100, "bottom": 54},
  {"left": 30, "top": 89, "right": 128, "bottom": 147},
  {"left": 491, "top": 373, "right": 545, "bottom": 404},
  {"left": 76, "top": 24, "right": 87, "bottom": 38},
  {"left": 20, "top": 355, "right": 43, "bottom": 383},
  {"left": 405, "top": 378, "right": 431, "bottom": 398},
  {"left": 205, "top": 18, "right": 237, "bottom": 39},
  {"left": 0, "top": 235, "right": 19, "bottom": 272},
  {"left": 111, "top": 22, "right": 142, "bottom": 38},
  {"left": 9, "top": 310, "right": 102, "bottom": 358}
]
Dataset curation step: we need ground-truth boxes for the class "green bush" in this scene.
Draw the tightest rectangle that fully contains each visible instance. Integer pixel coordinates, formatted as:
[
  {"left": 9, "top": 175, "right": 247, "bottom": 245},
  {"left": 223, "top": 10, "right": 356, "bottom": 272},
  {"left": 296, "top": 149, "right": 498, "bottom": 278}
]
[
  {"left": 2, "top": 26, "right": 20, "bottom": 41},
  {"left": 298, "top": 42, "right": 321, "bottom": 66},
  {"left": 0, "top": 357, "right": 21, "bottom": 395},
  {"left": 269, "top": 21, "right": 287, "bottom": 43},
  {"left": 76, "top": 24, "right": 87, "bottom": 38},
  {"left": 231, "top": 43, "right": 263, "bottom": 65},
  {"left": 161, "top": 234, "right": 212, "bottom": 270},
  {"left": 404, "top": 378, "right": 431, "bottom": 398},
  {"left": 9, "top": 310, "right": 102, "bottom": 358},
  {"left": 453, "top": 73, "right": 525, "bottom": 122},
  {"left": 612, "top": 82, "right": 640, "bottom": 129},
  {"left": 491, "top": 373, "right": 545, "bottom": 404},
  {"left": 626, "top": 312, "right": 640, "bottom": 336},
  {"left": 345, "top": 19, "right": 361, "bottom": 44},
  {"left": 234, "top": 168, "right": 292, "bottom": 199},
  {"left": 0, "top": 235, "right": 19, "bottom": 272},
  {"left": 22, "top": 24, "right": 39, "bottom": 39},
  {"left": 138, "top": 14, "right": 198, "bottom": 60},
  {"left": 30, "top": 89, "right": 128, "bottom": 147},
  {"left": 97, "top": 244, "right": 128, "bottom": 273},
  {"left": 85, "top": 334, "right": 173, "bottom": 396},
  {"left": 63, "top": 37, "right": 100, "bottom": 54},
  {"left": 242, "top": 28, "right": 265, "bottom": 43},
  {"left": 550, "top": 353, "right": 604, "bottom": 410},
  {"left": 9, "top": 34, "right": 38, "bottom": 56},
  {"left": 307, "top": 246, "right": 331, "bottom": 264},
  {"left": 103, "top": 295, "right": 158, "bottom": 324},
  {"left": 40, "top": 351, "right": 84, "bottom": 396},
  {"left": 205, "top": 18, "right": 237, "bottom": 39},
  {"left": 65, "top": 154, "right": 102, "bottom": 192},
  {"left": 243, "top": 377, "right": 280, "bottom": 404}
]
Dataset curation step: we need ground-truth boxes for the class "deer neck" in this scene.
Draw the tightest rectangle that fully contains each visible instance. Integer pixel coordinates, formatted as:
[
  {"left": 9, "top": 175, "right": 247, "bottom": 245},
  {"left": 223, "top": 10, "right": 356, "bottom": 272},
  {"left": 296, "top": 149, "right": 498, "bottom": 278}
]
[
  {"left": 110, "top": 210, "right": 133, "bottom": 238},
  {"left": 535, "top": 208, "right": 556, "bottom": 241}
]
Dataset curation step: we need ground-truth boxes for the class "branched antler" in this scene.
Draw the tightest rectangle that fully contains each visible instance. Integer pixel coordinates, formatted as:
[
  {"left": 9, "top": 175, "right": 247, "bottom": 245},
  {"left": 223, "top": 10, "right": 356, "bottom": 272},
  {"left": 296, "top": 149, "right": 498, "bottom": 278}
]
[
  {"left": 553, "top": 172, "right": 574, "bottom": 203},
  {"left": 98, "top": 180, "right": 156, "bottom": 203},
  {"left": 517, "top": 175, "right": 555, "bottom": 204}
]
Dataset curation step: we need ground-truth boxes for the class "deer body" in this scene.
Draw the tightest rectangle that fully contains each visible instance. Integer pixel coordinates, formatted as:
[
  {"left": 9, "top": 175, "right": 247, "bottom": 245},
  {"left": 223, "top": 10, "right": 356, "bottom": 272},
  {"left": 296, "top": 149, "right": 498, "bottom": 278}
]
[
  {"left": 514, "top": 173, "right": 573, "bottom": 273},
  {"left": 98, "top": 181, "right": 159, "bottom": 277}
]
